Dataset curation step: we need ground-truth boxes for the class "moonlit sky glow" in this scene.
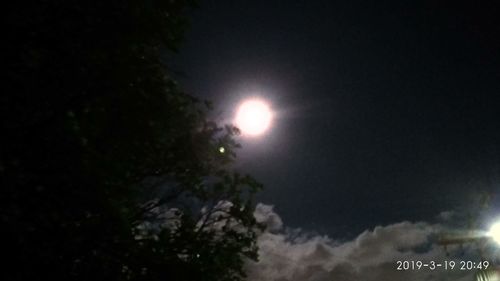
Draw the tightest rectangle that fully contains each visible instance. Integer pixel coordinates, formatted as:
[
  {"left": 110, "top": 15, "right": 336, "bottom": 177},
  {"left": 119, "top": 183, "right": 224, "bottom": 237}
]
[
  {"left": 171, "top": 1, "right": 500, "bottom": 280},
  {"left": 175, "top": 0, "right": 500, "bottom": 239},
  {"left": 174, "top": 2, "right": 500, "bottom": 278},
  {"left": 235, "top": 99, "right": 273, "bottom": 137}
]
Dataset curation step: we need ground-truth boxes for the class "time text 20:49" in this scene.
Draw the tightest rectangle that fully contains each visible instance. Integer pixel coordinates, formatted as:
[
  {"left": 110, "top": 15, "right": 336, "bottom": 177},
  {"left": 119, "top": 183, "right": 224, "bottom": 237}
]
[{"left": 396, "top": 260, "right": 490, "bottom": 271}]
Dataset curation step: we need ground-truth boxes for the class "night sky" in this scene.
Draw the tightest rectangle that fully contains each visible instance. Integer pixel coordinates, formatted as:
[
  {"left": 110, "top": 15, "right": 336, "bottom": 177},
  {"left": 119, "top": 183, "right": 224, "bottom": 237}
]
[{"left": 174, "top": 0, "right": 500, "bottom": 238}]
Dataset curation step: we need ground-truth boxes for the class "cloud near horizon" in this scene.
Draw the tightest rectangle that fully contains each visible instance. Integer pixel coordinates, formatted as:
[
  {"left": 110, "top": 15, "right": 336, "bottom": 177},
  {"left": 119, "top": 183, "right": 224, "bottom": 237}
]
[{"left": 247, "top": 204, "right": 476, "bottom": 281}]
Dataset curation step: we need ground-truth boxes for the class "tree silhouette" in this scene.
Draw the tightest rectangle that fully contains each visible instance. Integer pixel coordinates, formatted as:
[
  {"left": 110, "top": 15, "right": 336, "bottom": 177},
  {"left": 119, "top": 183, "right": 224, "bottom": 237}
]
[{"left": 3, "top": 1, "right": 262, "bottom": 280}]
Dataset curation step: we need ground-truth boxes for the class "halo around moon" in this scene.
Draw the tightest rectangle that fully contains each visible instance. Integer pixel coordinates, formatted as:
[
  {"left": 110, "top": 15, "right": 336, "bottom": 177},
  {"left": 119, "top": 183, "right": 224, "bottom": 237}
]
[{"left": 234, "top": 99, "right": 273, "bottom": 136}]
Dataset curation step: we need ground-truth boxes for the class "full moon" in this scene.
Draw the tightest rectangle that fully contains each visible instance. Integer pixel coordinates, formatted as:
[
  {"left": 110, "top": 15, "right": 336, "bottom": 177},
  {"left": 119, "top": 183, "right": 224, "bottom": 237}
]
[{"left": 235, "top": 99, "right": 273, "bottom": 136}]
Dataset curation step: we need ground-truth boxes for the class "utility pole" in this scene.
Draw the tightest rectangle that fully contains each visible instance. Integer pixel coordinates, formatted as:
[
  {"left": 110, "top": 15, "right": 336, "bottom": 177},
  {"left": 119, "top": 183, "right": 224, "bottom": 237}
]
[{"left": 437, "top": 233, "right": 498, "bottom": 281}]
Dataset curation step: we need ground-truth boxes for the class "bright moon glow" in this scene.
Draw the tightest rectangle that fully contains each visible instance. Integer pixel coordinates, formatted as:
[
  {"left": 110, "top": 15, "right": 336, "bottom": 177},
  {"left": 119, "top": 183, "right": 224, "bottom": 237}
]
[
  {"left": 235, "top": 99, "right": 272, "bottom": 136},
  {"left": 488, "top": 222, "right": 500, "bottom": 244}
]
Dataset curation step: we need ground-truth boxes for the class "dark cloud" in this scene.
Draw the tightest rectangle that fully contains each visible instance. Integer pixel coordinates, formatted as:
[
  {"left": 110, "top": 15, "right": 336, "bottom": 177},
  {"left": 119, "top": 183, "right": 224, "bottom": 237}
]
[
  {"left": 437, "top": 211, "right": 455, "bottom": 222},
  {"left": 248, "top": 204, "right": 476, "bottom": 281}
]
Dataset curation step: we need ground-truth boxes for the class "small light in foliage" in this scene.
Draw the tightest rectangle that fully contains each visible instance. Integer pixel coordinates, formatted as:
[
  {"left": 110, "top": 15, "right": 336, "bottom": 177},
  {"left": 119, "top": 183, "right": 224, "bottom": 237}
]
[{"left": 219, "top": 146, "right": 225, "bottom": 154}]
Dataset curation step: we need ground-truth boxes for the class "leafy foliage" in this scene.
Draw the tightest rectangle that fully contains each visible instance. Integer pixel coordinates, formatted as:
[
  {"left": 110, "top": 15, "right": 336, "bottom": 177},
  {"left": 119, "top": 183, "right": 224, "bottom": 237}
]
[{"left": 3, "top": 1, "right": 262, "bottom": 280}]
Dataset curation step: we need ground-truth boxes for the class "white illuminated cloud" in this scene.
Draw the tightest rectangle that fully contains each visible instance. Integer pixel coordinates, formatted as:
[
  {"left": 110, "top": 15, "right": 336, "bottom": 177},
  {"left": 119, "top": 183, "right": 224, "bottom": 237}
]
[{"left": 246, "top": 204, "right": 475, "bottom": 281}]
